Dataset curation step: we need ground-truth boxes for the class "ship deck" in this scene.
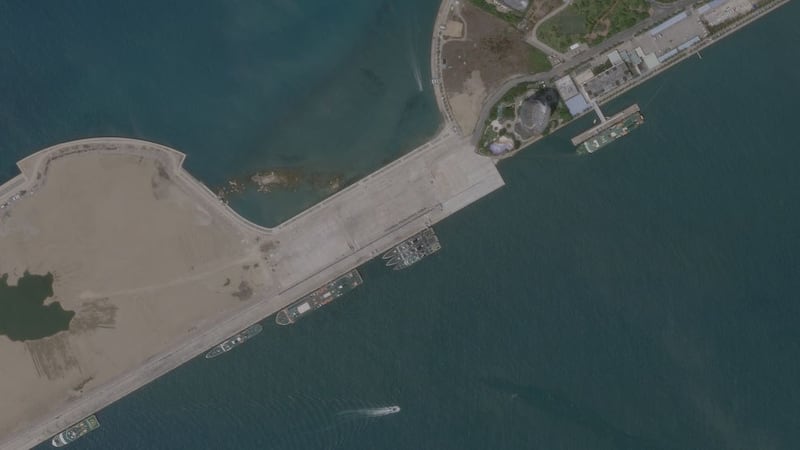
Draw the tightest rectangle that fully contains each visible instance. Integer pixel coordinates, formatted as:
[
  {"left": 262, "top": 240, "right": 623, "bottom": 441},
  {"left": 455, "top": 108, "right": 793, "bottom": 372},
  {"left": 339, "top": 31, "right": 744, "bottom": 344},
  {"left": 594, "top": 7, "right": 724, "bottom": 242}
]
[
  {"left": 0, "top": 108, "right": 502, "bottom": 450},
  {"left": 571, "top": 104, "right": 641, "bottom": 146}
]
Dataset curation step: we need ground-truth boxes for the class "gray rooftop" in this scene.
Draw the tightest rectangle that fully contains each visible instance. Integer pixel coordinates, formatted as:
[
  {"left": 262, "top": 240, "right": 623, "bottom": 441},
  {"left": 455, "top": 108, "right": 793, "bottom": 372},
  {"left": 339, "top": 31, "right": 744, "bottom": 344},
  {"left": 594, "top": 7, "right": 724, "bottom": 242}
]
[{"left": 501, "top": 0, "right": 529, "bottom": 12}]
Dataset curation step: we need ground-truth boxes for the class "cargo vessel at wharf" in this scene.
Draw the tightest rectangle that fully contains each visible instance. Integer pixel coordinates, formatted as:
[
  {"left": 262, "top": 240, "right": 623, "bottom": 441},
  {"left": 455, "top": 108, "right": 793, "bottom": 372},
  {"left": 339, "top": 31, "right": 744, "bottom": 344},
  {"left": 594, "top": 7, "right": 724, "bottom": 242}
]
[
  {"left": 51, "top": 415, "right": 99, "bottom": 447},
  {"left": 204, "top": 323, "right": 263, "bottom": 359},
  {"left": 382, "top": 227, "right": 441, "bottom": 270},
  {"left": 276, "top": 270, "right": 363, "bottom": 325},
  {"left": 573, "top": 104, "right": 644, "bottom": 154}
]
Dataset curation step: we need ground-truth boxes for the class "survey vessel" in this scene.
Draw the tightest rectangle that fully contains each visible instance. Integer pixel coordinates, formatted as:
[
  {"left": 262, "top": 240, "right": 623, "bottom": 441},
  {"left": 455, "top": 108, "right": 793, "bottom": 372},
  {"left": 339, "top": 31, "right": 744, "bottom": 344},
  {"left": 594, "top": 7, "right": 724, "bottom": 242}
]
[
  {"left": 382, "top": 227, "right": 441, "bottom": 270},
  {"left": 275, "top": 270, "right": 363, "bottom": 325},
  {"left": 51, "top": 415, "right": 100, "bottom": 447},
  {"left": 205, "top": 323, "right": 262, "bottom": 359}
]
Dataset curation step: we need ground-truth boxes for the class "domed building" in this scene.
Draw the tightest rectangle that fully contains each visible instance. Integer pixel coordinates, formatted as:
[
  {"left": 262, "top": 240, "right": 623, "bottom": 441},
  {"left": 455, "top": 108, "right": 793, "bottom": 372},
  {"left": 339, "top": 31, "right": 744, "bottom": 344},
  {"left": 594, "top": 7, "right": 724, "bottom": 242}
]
[{"left": 515, "top": 88, "right": 560, "bottom": 140}]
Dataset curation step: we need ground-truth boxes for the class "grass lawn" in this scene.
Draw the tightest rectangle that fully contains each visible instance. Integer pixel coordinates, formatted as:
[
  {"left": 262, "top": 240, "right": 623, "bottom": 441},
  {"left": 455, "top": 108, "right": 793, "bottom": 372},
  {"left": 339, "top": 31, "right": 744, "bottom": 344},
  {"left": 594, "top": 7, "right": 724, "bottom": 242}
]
[
  {"left": 500, "top": 105, "right": 516, "bottom": 120},
  {"left": 537, "top": 0, "right": 649, "bottom": 51},
  {"left": 527, "top": 47, "right": 553, "bottom": 73},
  {"left": 537, "top": 7, "right": 586, "bottom": 52}
]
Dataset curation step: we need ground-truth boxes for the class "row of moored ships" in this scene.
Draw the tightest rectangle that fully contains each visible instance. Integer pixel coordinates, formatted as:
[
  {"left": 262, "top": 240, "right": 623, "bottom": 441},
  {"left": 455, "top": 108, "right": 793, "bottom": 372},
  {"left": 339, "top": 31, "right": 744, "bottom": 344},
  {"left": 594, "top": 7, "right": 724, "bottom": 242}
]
[{"left": 47, "top": 228, "right": 441, "bottom": 446}]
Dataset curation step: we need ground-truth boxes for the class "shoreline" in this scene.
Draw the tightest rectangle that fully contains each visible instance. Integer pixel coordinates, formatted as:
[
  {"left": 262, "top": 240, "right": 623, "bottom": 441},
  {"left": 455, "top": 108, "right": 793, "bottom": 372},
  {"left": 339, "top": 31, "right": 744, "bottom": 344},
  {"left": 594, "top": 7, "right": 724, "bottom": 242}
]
[
  {"left": 465, "top": 0, "right": 790, "bottom": 158},
  {"left": 0, "top": 0, "right": 788, "bottom": 447},
  {"left": 0, "top": 126, "right": 502, "bottom": 449}
]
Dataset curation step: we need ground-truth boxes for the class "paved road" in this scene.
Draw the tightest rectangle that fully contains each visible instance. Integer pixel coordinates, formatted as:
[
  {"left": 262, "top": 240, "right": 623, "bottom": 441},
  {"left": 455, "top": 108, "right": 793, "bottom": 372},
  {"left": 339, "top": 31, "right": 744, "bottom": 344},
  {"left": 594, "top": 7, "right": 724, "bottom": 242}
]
[
  {"left": 431, "top": 0, "right": 462, "bottom": 134},
  {"left": 1, "top": 127, "right": 505, "bottom": 450},
  {"left": 525, "top": 0, "right": 571, "bottom": 58},
  {"left": 471, "top": 0, "right": 697, "bottom": 144}
]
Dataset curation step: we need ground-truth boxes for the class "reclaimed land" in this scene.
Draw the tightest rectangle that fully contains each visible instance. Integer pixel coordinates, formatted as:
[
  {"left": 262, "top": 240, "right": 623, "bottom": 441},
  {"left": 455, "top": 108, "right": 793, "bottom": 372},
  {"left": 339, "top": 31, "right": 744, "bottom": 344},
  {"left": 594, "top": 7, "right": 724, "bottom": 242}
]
[
  {"left": 0, "top": 138, "right": 502, "bottom": 447},
  {"left": 0, "top": 0, "right": 790, "bottom": 447}
]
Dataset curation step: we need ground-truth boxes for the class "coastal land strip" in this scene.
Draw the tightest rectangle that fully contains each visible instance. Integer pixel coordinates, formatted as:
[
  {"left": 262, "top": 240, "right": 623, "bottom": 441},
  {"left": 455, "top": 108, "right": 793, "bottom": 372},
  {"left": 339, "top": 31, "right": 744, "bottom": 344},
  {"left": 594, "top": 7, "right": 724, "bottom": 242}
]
[
  {"left": 434, "top": 0, "right": 790, "bottom": 157},
  {"left": 0, "top": 0, "right": 789, "bottom": 447},
  {"left": 0, "top": 131, "right": 502, "bottom": 449}
]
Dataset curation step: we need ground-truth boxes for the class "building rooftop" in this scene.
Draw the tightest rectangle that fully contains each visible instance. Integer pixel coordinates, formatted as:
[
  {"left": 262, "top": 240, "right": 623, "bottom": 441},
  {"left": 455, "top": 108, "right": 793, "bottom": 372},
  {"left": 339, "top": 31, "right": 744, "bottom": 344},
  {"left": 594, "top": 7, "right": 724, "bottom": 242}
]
[
  {"left": 500, "top": 0, "right": 529, "bottom": 12},
  {"left": 555, "top": 75, "right": 579, "bottom": 100},
  {"left": 564, "top": 95, "right": 592, "bottom": 116}
]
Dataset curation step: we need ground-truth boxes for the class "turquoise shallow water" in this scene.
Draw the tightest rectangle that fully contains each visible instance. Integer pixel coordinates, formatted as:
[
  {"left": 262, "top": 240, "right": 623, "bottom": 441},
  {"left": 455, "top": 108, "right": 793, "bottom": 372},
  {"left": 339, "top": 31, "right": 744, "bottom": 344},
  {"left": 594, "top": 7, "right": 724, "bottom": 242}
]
[{"left": 5, "top": 0, "right": 800, "bottom": 448}]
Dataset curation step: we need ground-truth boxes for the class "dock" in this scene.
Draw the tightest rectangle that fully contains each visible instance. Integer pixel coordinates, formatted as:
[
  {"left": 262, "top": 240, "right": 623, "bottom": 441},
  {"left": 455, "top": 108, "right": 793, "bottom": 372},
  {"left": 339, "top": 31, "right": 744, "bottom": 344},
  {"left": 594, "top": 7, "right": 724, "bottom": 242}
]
[
  {"left": 0, "top": 126, "right": 504, "bottom": 449},
  {"left": 578, "top": 82, "right": 607, "bottom": 124},
  {"left": 382, "top": 227, "right": 442, "bottom": 270},
  {"left": 570, "top": 104, "right": 641, "bottom": 146}
]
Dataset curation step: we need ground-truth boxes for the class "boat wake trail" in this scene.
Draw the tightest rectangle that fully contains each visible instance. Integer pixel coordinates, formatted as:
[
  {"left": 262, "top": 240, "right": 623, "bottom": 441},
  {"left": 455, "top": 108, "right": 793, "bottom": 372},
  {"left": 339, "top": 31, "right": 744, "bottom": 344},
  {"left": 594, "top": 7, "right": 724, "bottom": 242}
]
[
  {"left": 404, "top": 10, "right": 423, "bottom": 92},
  {"left": 260, "top": 394, "right": 399, "bottom": 450},
  {"left": 408, "top": 46, "right": 423, "bottom": 92},
  {"left": 410, "top": 52, "right": 423, "bottom": 92},
  {"left": 337, "top": 406, "right": 401, "bottom": 418}
]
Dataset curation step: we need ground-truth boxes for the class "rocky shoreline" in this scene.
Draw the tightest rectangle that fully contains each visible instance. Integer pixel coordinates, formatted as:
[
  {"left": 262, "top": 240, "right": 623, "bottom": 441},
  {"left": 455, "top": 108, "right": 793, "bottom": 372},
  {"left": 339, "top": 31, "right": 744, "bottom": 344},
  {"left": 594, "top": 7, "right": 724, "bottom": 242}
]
[{"left": 215, "top": 168, "right": 345, "bottom": 201}]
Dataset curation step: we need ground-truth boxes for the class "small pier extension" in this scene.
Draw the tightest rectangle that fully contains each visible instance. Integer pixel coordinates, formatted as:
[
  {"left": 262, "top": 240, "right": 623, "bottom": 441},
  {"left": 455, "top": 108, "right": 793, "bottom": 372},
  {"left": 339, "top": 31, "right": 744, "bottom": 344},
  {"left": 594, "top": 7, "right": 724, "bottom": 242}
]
[{"left": 571, "top": 104, "right": 641, "bottom": 146}]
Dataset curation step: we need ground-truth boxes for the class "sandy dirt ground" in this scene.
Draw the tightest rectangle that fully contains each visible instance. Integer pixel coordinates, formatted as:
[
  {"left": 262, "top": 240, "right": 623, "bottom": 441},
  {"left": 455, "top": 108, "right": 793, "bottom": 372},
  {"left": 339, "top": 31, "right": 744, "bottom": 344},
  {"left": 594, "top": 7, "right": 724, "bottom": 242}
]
[
  {"left": 448, "top": 70, "right": 487, "bottom": 134},
  {"left": 0, "top": 126, "right": 504, "bottom": 448},
  {"left": 526, "top": 0, "right": 565, "bottom": 24},
  {"left": 0, "top": 149, "right": 268, "bottom": 439},
  {"left": 442, "top": 2, "right": 543, "bottom": 134}
]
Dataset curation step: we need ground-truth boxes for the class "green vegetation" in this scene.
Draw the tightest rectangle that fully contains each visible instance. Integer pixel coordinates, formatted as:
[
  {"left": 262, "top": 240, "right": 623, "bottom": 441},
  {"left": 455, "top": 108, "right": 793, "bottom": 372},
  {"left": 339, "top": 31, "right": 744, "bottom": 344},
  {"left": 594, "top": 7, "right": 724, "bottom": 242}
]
[
  {"left": 0, "top": 272, "right": 74, "bottom": 341},
  {"left": 537, "top": 7, "right": 586, "bottom": 52},
  {"left": 592, "top": 60, "right": 613, "bottom": 75},
  {"left": 500, "top": 105, "right": 516, "bottom": 120},
  {"left": 468, "top": 0, "right": 525, "bottom": 25},
  {"left": 556, "top": 101, "right": 573, "bottom": 122},
  {"left": 479, "top": 108, "right": 504, "bottom": 150},
  {"left": 477, "top": 82, "right": 539, "bottom": 154},
  {"left": 499, "top": 82, "right": 538, "bottom": 106},
  {"left": 527, "top": 47, "right": 553, "bottom": 73},
  {"left": 537, "top": 0, "right": 649, "bottom": 51}
]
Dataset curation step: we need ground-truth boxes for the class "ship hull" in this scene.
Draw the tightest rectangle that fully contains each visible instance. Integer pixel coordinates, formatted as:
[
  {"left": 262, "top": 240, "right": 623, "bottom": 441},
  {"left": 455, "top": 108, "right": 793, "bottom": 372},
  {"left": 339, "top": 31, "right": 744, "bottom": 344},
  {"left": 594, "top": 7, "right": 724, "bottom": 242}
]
[
  {"left": 51, "top": 415, "right": 99, "bottom": 447},
  {"left": 275, "top": 270, "right": 363, "bottom": 325},
  {"left": 205, "top": 324, "right": 263, "bottom": 359},
  {"left": 577, "top": 112, "right": 644, "bottom": 154},
  {"left": 382, "top": 228, "right": 441, "bottom": 270}
]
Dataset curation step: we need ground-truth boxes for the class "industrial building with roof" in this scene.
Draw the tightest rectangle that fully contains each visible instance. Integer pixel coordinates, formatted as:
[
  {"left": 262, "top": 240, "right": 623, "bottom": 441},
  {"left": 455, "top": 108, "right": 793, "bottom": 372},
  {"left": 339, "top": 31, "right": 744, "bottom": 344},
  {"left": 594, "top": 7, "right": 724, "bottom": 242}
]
[{"left": 555, "top": 75, "right": 591, "bottom": 117}]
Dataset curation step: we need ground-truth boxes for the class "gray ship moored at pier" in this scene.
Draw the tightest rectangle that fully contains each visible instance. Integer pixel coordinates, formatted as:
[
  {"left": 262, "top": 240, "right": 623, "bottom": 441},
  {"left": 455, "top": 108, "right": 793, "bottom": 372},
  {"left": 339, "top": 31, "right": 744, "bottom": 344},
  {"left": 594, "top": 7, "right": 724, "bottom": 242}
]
[
  {"left": 276, "top": 270, "right": 364, "bottom": 325},
  {"left": 205, "top": 324, "right": 263, "bottom": 359},
  {"left": 383, "top": 227, "right": 441, "bottom": 270}
]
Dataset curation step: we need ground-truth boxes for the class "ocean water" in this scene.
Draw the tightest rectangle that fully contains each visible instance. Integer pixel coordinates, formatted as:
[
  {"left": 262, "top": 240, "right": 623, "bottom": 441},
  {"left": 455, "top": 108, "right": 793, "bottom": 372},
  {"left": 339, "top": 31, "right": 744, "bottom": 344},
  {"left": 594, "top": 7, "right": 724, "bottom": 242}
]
[
  {"left": 0, "top": 0, "right": 439, "bottom": 226},
  {"left": 7, "top": 0, "right": 800, "bottom": 448}
]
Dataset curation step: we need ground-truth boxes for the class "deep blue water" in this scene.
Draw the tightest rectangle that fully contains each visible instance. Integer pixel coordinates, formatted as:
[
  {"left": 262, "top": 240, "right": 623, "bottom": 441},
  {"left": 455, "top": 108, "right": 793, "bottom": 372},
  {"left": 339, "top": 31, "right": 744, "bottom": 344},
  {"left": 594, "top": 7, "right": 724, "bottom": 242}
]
[{"left": 5, "top": 0, "right": 800, "bottom": 448}]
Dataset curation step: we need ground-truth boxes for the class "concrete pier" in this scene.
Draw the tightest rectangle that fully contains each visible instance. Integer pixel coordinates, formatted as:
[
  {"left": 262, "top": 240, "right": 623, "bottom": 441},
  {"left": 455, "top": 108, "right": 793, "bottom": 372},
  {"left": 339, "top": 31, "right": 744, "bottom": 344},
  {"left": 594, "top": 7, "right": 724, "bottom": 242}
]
[
  {"left": 0, "top": 0, "right": 510, "bottom": 444},
  {"left": 0, "top": 125, "right": 502, "bottom": 449},
  {"left": 570, "top": 104, "right": 641, "bottom": 146},
  {"left": 578, "top": 82, "right": 607, "bottom": 124}
]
